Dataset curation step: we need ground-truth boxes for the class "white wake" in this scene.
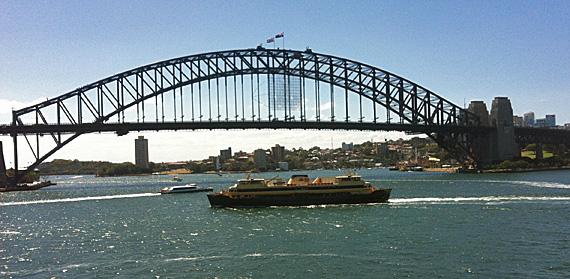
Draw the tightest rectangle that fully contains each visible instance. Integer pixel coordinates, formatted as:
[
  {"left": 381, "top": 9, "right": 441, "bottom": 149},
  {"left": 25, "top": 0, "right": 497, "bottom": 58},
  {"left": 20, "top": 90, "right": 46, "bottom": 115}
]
[
  {"left": 379, "top": 179, "right": 570, "bottom": 189},
  {"left": 0, "top": 193, "right": 161, "bottom": 207},
  {"left": 390, "top": 196, "right": 570, "bottom": 204}
]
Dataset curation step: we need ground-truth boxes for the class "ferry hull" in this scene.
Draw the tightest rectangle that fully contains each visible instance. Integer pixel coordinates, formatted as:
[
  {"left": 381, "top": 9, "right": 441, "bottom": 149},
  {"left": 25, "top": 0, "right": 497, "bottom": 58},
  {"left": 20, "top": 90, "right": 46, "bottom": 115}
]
[{"left": 207, "top": 188, "right": 391, "bottom": 208}]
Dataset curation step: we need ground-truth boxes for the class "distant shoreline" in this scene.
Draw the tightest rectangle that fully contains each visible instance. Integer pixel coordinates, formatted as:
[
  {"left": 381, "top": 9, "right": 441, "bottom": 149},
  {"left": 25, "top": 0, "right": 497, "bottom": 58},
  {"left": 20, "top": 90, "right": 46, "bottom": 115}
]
[
  {"left": 477, "top": 166, "right": 570, "bottom": 173},
  {"left": 41, "top": 166, "right": 570, "bottom": 178}
]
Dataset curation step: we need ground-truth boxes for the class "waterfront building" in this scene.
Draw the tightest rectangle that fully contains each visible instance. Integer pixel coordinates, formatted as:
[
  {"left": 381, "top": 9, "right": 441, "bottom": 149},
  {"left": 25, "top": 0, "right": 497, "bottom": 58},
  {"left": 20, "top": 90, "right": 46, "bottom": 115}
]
[
  {"left": 523, "top": 111, "right": 535, "bottom": 127},
  {"left": 234, "top": 151, "right": 247, "bottom": 158},
  {"left": 135, "top": 136, "right": 149, "bottom": 169},
  {"left": 254, "top": 149, "right": 267, "bottom": 170},
  {"left": 236, "top": 155, "right": 249, "bottom": 162},
  {"left": 167, "top": 162, "right": 187, "bottom": 169},
  {"left": 277, "top": 161, "right": 289, "bottom": 171},
  {"left": 271, "top": 144, "right": 285, "bottom": 162}
]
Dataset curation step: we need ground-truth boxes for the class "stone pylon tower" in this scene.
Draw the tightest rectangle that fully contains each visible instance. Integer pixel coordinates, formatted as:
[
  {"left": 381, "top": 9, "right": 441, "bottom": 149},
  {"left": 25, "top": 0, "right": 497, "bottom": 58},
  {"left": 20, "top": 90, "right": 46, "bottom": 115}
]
[
  {"left": 0, "top": 141, "right": 8, "bottom": 187},
  {"left": 468, "top": 97, "right": 517, "bottom": 166},
  {"left": 489, "top": 97, "right": 516, "bottom": 162},
  {"left": 467, "top": 101, "right": 489, "bottom": 125},
  {"left": 468, "top": 101, "right": 492, "bottom": 165}
]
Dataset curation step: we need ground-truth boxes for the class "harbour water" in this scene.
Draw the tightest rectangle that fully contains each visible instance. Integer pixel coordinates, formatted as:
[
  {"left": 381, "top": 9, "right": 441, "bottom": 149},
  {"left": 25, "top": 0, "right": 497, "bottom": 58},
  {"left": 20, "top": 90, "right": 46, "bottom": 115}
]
[{"left": 1, "top": 169, "right": 569, "bottom": 278}]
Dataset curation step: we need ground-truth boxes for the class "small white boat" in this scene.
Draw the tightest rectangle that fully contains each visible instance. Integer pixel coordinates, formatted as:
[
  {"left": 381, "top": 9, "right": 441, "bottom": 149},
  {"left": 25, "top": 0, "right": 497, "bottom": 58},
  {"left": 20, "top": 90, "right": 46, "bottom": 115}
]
[
  {"left": 160, "top": 184, "right": 214, "bottom": 194},
  {"left": 172, "top": 176, "right": 183, "bottom": 181}
]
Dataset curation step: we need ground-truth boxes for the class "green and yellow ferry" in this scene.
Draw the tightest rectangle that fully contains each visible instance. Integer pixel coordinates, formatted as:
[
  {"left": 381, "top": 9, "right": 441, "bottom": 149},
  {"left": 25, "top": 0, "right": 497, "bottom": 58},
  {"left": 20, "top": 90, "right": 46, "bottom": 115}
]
[{"left": 207, "top": 172, "right": 391, "bottom": 208}]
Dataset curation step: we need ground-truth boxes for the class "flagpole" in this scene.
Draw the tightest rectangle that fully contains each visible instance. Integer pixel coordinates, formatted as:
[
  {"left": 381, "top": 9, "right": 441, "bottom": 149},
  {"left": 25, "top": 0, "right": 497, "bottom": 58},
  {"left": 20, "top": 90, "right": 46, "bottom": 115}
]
[{"left": 275, "top": 32, "right": 284, "bottom": 49}]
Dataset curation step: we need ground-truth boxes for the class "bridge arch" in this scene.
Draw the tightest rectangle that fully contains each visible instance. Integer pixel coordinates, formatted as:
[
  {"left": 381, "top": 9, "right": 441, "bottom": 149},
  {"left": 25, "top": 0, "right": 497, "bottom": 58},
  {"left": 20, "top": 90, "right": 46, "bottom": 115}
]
[{"left": 4, "top": 47, "right": 483, "bottom": 183}]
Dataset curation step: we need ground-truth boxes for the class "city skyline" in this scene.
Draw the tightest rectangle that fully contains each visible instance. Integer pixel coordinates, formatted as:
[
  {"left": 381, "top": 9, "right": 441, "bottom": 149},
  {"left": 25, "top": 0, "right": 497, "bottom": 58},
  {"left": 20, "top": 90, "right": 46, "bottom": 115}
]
[{"left": 1, "top": 1, "right": 568, "bottom": 165}]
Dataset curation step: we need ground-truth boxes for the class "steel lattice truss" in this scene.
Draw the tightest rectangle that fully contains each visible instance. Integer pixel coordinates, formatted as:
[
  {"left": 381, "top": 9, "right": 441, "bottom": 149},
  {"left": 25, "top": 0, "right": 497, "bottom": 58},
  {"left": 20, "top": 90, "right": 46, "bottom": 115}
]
[
  {"left": 4, "top": 48, "right": 489, "bottom": 182},
  {"left": 515, "top": 127, "right": 570, "bottom": 145}
]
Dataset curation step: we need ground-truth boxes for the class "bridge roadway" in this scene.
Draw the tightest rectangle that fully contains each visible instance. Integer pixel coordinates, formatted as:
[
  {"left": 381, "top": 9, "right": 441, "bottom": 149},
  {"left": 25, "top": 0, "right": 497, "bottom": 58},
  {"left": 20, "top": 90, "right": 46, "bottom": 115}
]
[
  {"left": 4, "top": 122, "right": 569, "bottom": 145},
  {"left": 514, "top": 126, "right": 570, "bottom": 145},
  {"left": 1, "top": 121, "right": 493, "bottom": 135}
]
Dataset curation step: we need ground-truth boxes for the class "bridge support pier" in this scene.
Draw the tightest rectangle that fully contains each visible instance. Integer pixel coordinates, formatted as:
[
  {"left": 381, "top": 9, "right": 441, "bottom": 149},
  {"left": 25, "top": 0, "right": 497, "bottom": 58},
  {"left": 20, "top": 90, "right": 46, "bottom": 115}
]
[
  {"left": 515, "top": 143, "right": 522, "bottom": 158},
  {"left": 535, "top": 142, "right": 543, "bottom": 160},
  {"left": 558, "top": 144, "right": 566, "bottom": 158},
  {"left": 0, "top": 141, "right": 8, "bottom": 188}
]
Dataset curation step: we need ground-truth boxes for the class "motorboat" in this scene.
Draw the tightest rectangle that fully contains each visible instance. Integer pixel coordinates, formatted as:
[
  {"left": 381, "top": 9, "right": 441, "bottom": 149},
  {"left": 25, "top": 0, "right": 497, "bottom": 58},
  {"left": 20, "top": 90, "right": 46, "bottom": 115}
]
[{"left": 160, "top": 184, "right": 213, "bottom": 194}]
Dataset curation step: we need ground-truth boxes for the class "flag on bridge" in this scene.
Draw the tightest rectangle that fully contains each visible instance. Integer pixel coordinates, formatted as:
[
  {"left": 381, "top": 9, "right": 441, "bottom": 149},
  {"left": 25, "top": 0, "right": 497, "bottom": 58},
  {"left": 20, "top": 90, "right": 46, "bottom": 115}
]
[
  {"left": 275, "top": 32, "right": 284, "bottom": 38},
  {"left": 267, "top": 37, "right": 275, "bottom": 43}
]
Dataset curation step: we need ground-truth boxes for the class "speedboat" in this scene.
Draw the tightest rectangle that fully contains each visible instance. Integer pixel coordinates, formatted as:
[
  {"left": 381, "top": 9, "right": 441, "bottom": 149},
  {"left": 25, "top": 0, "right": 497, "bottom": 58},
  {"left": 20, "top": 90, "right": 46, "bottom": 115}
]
[{"left": 160, "top": 184, "right": 214, "bottom": 194}]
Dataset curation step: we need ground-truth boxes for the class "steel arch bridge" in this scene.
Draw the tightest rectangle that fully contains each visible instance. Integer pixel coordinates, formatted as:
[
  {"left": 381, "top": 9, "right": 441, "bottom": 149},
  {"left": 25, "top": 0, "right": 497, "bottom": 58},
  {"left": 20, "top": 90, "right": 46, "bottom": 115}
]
[{"left": 2, "top": 47, "right": 489, "bottom": 184}]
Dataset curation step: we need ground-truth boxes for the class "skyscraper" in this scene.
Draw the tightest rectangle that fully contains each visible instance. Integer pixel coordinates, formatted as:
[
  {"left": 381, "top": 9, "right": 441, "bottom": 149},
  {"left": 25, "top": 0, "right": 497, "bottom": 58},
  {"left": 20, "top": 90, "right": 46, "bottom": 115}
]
[
  {"left": 523, "top": 112, "right": 535, "bottom": 127},
  {"left": 271, "top": 144, "right": 285, "bottom": 161},
  {"left": 135, "top": 136, "right": 149, "bottom": 169},
  {"left": 220, "top": 147, "right": 232, "bottom": 161},
  {"left": 545, "top": 114, "right": 556, "bottom": 127},
  {"left": 254, "top": 149, "right": 267, "bottom": 170},
  {"left": 342, "top": 142, "right": 354, "bottom": 151},
  {"left": 513, "top": 115, "right": 524, "bottom": 127}
]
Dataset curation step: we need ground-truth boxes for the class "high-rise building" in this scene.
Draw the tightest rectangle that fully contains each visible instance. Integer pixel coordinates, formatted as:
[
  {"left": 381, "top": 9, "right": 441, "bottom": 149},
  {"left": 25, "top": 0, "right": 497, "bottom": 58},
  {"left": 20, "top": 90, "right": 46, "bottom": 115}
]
[
  {"left": 254, "top": 149, "right": 267, "bottom": 170},
  {"left": 342, "top": 142, "right": 354, "bottom": 151},
  {"left": 269, "top": 75, "right": 301, "bottom": 113},
  {"left": 376, "top": 143, "right": 389, "bottom": 157},
  {"left": 535, "top": 118, "right": 546, "bottom": 127},
  {"left": 220, "top": 147, "right": 232, "bottom": 161},
  {"left": 513, "top": 115, "right": 524, "bottom": 127},
  {"left": 523, "top": 112, "right": 535, "bottom": 127},
  {"left": 545, "top": 114, "right": 556, "bottom": 127},
  {"left": 135, "top": 136, "right": 149, "bottom": 169},
  {"left": 271, "top": 144, "right": 285, "bottom": 161}
]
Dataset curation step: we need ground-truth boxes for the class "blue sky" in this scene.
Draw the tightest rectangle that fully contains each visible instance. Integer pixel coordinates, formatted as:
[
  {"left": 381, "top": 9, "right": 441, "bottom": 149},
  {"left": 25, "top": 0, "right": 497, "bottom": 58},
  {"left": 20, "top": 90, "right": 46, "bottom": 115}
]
[{"left": 0, "top": 0, "right": 569, "bottom": 164}]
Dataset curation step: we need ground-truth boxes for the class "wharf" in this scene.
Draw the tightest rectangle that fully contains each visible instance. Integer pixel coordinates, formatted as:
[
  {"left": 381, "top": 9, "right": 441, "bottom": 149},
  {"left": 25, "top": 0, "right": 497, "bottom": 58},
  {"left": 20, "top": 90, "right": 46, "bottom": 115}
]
[{"left": 424, "top": 168, "right": 460, "bottom": 173}]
